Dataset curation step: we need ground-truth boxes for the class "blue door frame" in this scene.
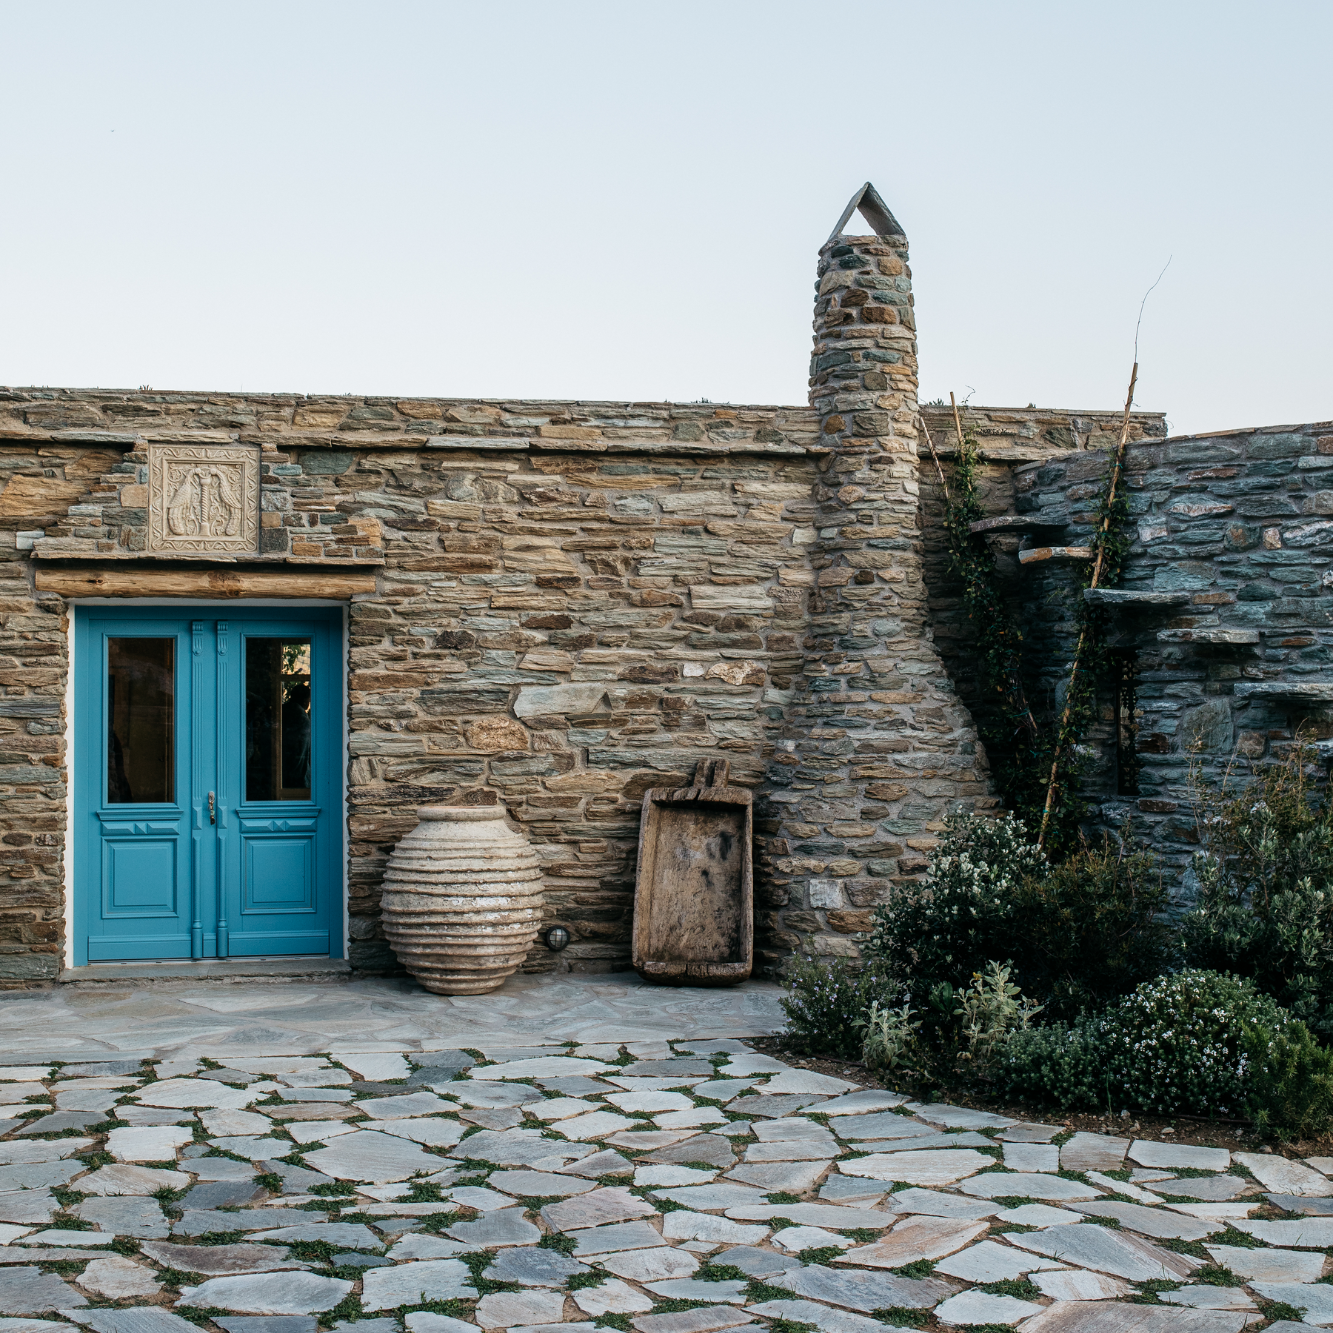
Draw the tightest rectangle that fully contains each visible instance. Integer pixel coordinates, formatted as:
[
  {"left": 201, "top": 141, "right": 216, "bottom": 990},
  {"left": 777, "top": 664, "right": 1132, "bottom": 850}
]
[{"left": 73, "top": 606, "right": 344, "bottom": 965}]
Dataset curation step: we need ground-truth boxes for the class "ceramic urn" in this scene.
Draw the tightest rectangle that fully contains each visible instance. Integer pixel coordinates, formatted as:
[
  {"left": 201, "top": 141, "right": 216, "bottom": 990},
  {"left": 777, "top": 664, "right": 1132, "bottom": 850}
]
[{"left": 380, "top": 805, "right": 545, "bottom": 994}]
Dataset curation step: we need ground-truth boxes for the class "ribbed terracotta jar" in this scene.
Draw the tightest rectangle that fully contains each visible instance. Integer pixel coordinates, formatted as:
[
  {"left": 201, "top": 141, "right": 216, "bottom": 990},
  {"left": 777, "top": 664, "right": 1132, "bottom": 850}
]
[{"left": 380, "top": 806, "right": 545, "bottom": 995}]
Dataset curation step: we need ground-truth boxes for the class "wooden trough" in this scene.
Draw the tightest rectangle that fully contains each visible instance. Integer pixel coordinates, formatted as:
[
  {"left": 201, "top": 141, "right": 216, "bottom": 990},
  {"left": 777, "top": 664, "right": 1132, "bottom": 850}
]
[{"left": 632, "top": 757, "right": 753, "bottom": 986}]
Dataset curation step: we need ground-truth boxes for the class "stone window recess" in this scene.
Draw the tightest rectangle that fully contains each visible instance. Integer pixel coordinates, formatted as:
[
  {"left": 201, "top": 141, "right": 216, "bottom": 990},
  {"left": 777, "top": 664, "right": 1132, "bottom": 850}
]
[{"left": 1112, "top": 652, "right": 1139, "bottom": 798}]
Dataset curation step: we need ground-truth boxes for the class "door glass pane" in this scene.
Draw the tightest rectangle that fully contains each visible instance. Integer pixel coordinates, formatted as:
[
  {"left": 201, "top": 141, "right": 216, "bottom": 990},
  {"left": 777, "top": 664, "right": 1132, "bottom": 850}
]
[
  {"left": 107, "top": 638, "right": 175, "bottom": 804},
  {"left": 245, "top": 639, "right": 312, "bottom": 801}
]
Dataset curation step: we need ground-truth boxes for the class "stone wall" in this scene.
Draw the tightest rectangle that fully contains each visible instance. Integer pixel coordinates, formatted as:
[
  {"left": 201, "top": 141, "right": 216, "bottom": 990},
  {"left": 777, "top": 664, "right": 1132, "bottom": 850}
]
[
  {"left": 1006, "top": 418, "right": 1333, "bottom": 891},
  {"left": 0, "top": 391, "right": 830, "bottom": 982}
]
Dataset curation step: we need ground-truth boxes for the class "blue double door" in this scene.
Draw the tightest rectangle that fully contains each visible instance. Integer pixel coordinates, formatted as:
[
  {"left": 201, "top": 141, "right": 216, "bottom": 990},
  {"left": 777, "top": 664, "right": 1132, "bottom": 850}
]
[{"left": 73, "top": 606, "right": 344, "bottom": 965}]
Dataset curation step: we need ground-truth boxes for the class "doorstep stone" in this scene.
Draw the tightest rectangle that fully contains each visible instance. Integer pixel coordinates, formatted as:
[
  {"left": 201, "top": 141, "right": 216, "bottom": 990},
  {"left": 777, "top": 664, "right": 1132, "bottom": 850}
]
[
  {"left": 934, "top": 1238, "right": 1068, "bottom": 1283},
  {"left": 1006, "top": 1224, "right": 1198, "bottom": 1281},
  {"left": 572, "top": 1278, "right": 653, "bottom": 1316},
  {"left": 1059, "top": 1133, "right": 1130, "bottom": 1173},
  {"left": 769, "top": 1263, "right": 954, "bottom": 1313},
  {"left": 484, "top": 1246, "right": 588, "bottom": 1287},
  {"left": 839, "top": 1148, "right": 993, "bottom": 1186},
  {"left": 933, "top": 1289, "right": 1043, "bottom": 1325},
  {"left": 1033, "top": 1269, "right": 1134, "bottom": 1301}
]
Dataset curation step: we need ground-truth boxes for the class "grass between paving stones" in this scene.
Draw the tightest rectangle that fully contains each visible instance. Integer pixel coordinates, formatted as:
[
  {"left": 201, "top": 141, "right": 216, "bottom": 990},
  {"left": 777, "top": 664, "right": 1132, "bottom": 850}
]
[
  {"left": 870, "top": 1309, "right": 929, "bottom": 1328},
  {"left": 764, "top": 1321, "right": 816, "bottom": 1333},
  {"left": 979, "top": 1277, "right": 1041, "bottom": 1300},
  {"left": 566, "top": 1271, "right": 605, "bottom": 1291},
  {"left": 797, "top": 1245, "right": 843, "bottom": 1266},
  {"left": 175, "top": 1307, "right": 233, "bottom": 1327},
  {"left": 591, "top": 1314, "right": 631, "bottom": 1331},
  {"left": 1259, "top": 1300, "right": 1308, "bottom": 1322},
  {"left": 456, "top": 1250, "right": 520, "bottom": 1295},
  {"left": 1079, "top": 1214, "right": 1124, "bottom": 1229},
  {"left": 1194, "top": 1263, "right": 1244, "bottom": 1286},
  {"left": 1128, "top": 1278, "right": 1183, "bottom": 1304},
  {"left": 891, "top": 1260, "right": 937, "bottom": 1279},
  {"left": 1154, "top": 1235, "right": 1213, "bottom": 1259},
  {"left": 989, "top": 1195, "right": 1038, "bottom": 1208},
  {"left": 538, "top": 1232, "right": 577, "bottom": 1255}
]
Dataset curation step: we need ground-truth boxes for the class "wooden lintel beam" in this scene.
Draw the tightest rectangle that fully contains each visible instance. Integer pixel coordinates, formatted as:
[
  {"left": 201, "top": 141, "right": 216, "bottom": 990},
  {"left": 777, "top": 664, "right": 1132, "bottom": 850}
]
[{"left": 34, "top": 567, "right": 377, "bottom": 599}]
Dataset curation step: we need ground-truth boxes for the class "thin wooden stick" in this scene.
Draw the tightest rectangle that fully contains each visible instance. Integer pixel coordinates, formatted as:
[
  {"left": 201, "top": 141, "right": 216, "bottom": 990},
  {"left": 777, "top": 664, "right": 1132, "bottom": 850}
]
[
  {"left": 1037, "top": 361, "right": 1139, "bottom": 849},
  {"left": 921, "top": 414, "right": 950, "bottom": 501},
  {"left": 950, "top": 392, "right": 967, "bottom": 467}
]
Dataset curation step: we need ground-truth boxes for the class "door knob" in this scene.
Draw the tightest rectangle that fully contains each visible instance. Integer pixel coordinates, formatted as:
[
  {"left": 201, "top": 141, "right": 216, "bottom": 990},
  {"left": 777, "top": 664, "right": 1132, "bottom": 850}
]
[{"left": 208, "top": 791, "right": 216, "bottom": 825}]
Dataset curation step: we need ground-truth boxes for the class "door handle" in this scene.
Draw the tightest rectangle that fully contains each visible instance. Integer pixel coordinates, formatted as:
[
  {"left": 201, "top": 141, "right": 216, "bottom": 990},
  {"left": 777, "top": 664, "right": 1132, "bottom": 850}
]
[{"left": 208, "top": 792, "right": 216, "bottom": 825}]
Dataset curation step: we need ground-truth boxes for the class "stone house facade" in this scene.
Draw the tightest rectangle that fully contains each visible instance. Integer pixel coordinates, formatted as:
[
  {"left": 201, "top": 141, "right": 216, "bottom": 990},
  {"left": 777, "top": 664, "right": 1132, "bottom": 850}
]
[{"left": 0, "top": 187, "right": 1317, "bottom": 985}]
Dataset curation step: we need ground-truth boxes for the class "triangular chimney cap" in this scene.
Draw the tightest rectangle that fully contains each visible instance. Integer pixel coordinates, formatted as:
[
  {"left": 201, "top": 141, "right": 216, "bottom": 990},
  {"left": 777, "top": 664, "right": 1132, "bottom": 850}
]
[{"left": 826, "top": 182, "right": 905, "bottom": 244}]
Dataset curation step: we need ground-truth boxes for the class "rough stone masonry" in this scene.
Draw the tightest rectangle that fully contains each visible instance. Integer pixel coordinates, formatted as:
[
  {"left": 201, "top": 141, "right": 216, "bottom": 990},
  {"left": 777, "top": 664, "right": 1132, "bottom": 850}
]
[{"left": 0, "top": 187, "right": 1321, "bottom": 985}]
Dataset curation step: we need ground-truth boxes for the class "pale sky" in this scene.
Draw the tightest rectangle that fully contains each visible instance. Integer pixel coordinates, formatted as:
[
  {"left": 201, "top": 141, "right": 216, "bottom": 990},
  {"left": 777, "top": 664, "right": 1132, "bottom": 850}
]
[{"left": 2, "top": 2, "right": 1328, "bottom": 436}]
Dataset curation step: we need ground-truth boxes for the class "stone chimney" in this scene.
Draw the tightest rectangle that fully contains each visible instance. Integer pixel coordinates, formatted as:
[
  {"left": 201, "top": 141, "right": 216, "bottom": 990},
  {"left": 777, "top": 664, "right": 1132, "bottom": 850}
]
[{"left": 759, "top": 184, "right": 995, "bottom": 968}]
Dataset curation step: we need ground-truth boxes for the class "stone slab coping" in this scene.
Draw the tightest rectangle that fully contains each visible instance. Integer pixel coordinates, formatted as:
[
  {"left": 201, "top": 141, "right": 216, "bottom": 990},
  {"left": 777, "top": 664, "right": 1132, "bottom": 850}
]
[
  {"left": 1236, "top": 681, "right": 1333, "bottom": 701},
  {"left": 0, "top": 428, "right": 815, "bottom": 458},
  {"left": 59, "top": 958, "right": 353, "bottom": 985},
  {"left": 968, "top": 514, "right": 1069, "bottom": 534},
  {"left": 29, "top": 551, "right": 384, "bottom": 567},
  {"left": 1083, "top": 589, "right": 1192, "bottom": 606},
  {"left": 1158, "top": 629, "right": 1261, "bottom": 645},
  {"left": 1017, "top": 546, "right": 1092, "bottom": 564}
]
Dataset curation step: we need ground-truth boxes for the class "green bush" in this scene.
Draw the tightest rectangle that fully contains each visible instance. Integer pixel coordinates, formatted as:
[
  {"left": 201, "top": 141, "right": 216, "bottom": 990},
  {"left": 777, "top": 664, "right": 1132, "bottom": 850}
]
[
  {"left": 863, "top": 812, "right": 1172, "bottom": 1020},
  {"left": 1243, "top": 1018, "right": 1333, "bottom": 1141},
  {"left": 1101, "top": 969, "right": 1286, "bottom": 1117},
  {"left": 862, "top": 811, "right": 1046, "bottom": 994},
  {"left": 1007, "top": 836, "right": 1174, "bottom": 1018},
  {"left": 997, "top": 969, "right": 1293, "bottom": 1119},
  {"left": 1181, "top": 744, "right": 1333, "bottom": 1041},
  {"left": 995, "top": 1017, "right": 1106, "bottom": 1110},
  {"left": 780, "top": 955, "right": 889, "bottom": 1060}
]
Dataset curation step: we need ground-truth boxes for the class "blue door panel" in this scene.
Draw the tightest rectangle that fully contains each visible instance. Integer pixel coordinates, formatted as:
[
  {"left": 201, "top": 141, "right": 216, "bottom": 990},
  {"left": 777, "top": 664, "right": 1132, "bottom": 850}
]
[
  {"left": 104, "top": 841, "right": 178, "bottom": 914},
  {"left": 74, "top": 607, "right": 343, "bottom": 965},
  {"left": 243, "top": 837, "right": 314, "bottom": 911}
]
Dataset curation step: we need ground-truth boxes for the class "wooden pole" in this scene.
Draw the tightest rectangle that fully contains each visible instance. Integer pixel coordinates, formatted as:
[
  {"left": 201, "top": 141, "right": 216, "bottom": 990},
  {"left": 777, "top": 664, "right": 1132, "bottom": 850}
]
[
  {"left": 921, "top": 415, "right": 950, "bottom": 501},
  {"left": 1037, "top": 361, "right": 1139, "bottom": 849}
]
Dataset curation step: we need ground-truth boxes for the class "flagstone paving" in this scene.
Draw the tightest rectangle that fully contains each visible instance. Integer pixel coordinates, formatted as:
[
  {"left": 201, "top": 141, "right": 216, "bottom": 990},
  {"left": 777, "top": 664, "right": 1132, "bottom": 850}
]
[{"left": 0, "top": 982, "right": 1326, "bottom": 1330}]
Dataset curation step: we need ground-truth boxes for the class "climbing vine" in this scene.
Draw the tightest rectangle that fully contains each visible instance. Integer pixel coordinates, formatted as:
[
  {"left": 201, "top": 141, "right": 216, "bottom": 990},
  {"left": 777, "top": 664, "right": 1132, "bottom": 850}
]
[
  {"left": 927, "top": 405, "right": 1044, "bottom": 826},
  {"left": 926, "top": 392, "right": 1138, "bottom": 860}
]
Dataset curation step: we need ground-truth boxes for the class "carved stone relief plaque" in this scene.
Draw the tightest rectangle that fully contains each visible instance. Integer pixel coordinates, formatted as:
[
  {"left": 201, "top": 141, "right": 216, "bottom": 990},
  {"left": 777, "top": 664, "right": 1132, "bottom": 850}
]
[{"left": 147, "top": 444, "right": 260, "bottom": 554}]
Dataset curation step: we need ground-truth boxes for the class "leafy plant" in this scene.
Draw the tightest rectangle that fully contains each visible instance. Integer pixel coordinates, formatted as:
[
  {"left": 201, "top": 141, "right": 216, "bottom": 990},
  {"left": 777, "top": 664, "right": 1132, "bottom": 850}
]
[
  {"left": 955, "top": 961, "right": 1043, "bottom": 1062},
  {"left": 1005, "top": 832, "right": 1175, "bottom": 1019},
  {"left": 855, "top": 998, "right": 921, "bottom": 1071},
  {"left": 1243, "top": 1017, "right": 1333, "bottom": 1140},
  {"left": 1182, "top": 741, "right": 1333, "bottom": 1040},
  {"left": 780, "top": 954, "right": 891, "bottom": 1059},
  {"left": 864, "top": 813, "right": 1170, "bottom": 1021}
]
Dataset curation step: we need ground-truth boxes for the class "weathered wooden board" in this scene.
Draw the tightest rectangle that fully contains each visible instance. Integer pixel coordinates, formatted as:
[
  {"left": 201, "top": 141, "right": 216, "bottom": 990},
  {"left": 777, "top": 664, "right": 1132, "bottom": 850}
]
[
  {"left": 633, "top": 757, "right": 753, "bottom": 986},
  {"left": 35, "top": 567, "right": 377, "bottom": 598}
]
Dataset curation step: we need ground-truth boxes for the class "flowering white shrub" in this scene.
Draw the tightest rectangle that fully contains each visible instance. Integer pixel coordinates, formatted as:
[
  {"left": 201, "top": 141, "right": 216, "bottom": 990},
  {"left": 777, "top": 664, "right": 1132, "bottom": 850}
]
[
  {"left": 998, "top": 968, "right": 1291, "bottom": 1117},
  {"left": 1100, "top": 969, "right": 1287, "bottom": 1116},
  {"left": 863, "top": 811, "right": 1046, "bottom": 992}
]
